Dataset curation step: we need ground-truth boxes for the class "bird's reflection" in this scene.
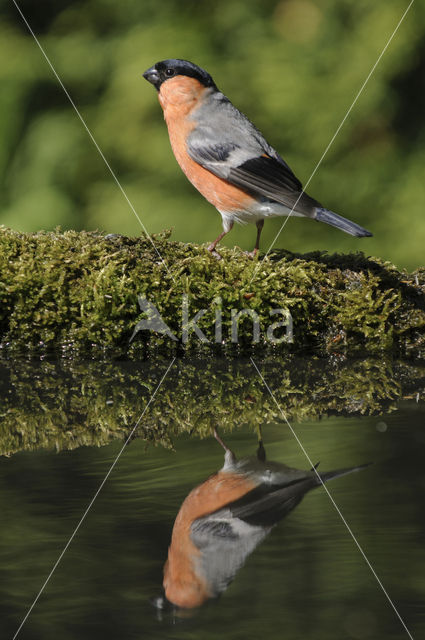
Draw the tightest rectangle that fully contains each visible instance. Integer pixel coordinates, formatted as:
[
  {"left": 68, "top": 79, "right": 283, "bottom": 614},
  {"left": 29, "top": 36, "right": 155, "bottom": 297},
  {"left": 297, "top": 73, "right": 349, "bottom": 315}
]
[{"left": 152, "top": 430, "right": 368, "bottom": 613}]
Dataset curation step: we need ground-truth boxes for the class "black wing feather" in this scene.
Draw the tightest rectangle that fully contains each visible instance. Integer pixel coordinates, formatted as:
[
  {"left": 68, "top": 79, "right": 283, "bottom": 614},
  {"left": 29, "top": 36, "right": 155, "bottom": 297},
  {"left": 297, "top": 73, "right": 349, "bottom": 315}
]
[
  {"left": 228, "top": 155, "right": 320, "bottom": 213},
  {"left": 193, "top": 142, "right": 239, "bottom": 163},
  {"left": 227, "top": 478, "right": 314, "bottom": 527},
  {"left": 237, "top": 155, "right": 302, "bottom": 192},
  {"left": 188, "top": 134, "right": 319, "bottom": 213},
  {"left": 187, "top": 139, "right": 240, "bottom": 165}
]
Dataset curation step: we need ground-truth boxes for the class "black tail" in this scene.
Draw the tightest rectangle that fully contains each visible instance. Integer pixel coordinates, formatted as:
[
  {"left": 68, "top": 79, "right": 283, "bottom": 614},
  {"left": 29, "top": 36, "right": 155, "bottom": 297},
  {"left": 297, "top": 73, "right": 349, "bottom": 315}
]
[
  {"left": 315, "top": 207, "right": 372, "bottom": 237},
  {"left": 318, "top": 462, "right": 372, "bottom": 485}
]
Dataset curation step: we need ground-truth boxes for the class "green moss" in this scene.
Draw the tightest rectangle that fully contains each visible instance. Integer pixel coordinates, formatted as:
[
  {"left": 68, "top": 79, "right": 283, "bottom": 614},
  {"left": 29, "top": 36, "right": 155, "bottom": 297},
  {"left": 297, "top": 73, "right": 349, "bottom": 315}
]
[
  {"left": 1, "top": 357, "right": 424, "bottom": 457},
  {"left": 0, "top": 226, "right": 424, "bottom": 358}
]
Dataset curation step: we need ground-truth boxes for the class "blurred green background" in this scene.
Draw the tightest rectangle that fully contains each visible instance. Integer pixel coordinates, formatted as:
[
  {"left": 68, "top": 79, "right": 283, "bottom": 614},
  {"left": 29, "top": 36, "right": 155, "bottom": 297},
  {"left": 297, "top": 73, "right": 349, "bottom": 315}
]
[{"left": 0, "top": 0, "right": 424, "bottom": 269}]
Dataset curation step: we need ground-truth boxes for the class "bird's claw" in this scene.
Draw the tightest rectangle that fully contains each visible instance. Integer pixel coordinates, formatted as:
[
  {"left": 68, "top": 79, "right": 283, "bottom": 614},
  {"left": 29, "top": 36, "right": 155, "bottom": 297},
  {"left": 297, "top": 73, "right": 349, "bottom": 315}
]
[{"left": 208, "top": 245, "right": 222, "bottom": 260}]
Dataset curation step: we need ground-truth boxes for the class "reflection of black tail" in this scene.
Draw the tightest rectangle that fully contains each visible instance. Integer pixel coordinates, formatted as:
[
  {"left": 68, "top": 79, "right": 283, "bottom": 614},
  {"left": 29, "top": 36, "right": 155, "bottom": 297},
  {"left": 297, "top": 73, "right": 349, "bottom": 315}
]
[
  {"left": 318, "top": 462, "right": 372, "bottom": 484},
  {"left": 231, "top": 463, "right": 371, "bottom": 528},
  {"left": 315, "top": 207, "right": 372, "bottom": 237}
]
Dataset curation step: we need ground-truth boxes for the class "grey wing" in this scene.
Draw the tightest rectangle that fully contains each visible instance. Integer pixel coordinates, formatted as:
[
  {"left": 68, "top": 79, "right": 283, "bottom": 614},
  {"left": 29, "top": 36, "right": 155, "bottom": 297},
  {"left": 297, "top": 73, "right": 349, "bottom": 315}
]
[{"left": 187, "top": 94, "right": 318, "bottom": 213}]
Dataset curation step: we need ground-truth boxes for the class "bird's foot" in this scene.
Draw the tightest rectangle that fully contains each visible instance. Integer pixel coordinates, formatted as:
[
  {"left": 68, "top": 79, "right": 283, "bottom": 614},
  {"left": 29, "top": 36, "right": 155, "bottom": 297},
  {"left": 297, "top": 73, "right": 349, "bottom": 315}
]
[
  {"left": 244, "top": 248, "right": 259, "bottom": 259},
  {"left": 207, "top": 244, "right": 222, "bottom": 260}
]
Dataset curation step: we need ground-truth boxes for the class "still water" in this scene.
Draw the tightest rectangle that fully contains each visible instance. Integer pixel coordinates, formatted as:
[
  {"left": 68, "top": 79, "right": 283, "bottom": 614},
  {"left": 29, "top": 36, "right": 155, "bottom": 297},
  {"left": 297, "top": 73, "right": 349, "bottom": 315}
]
[{"left": 0, "top": 358, "right": 424, "bottom": 639}]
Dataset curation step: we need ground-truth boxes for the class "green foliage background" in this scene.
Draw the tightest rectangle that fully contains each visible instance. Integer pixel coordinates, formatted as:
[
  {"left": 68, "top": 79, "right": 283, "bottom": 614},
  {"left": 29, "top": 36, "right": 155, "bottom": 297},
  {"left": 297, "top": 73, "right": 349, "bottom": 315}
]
[{"left": 0, "top": 0, "right": 424, "bottom": 269}]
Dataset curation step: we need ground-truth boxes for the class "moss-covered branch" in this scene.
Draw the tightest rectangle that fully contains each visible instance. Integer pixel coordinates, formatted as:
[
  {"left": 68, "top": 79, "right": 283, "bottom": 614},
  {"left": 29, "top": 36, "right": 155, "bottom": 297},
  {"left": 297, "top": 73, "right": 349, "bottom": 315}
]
[{"left": 0, "top": 226, "right": 424, "bottom": 358}]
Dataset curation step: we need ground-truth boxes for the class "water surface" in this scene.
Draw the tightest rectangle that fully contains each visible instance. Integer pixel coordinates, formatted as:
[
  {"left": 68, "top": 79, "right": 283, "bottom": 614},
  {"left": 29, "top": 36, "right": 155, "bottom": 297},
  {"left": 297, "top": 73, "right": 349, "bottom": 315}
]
[{"left": 0, "top": 358, "right": 424, "bottom": 639}]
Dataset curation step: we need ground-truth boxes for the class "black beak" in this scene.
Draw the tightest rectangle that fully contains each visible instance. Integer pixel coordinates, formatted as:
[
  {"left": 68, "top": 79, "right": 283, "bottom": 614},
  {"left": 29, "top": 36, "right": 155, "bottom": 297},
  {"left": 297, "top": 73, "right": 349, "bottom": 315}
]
[{"left": 143, "top": 66, "right": 161, "bottom": 89}]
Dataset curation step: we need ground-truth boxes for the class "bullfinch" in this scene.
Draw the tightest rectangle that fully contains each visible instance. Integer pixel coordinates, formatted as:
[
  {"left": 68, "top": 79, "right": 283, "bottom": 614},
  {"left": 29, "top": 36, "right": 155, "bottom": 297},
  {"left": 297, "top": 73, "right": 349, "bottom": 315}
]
[
  {"left": 143, "top": 59, "right": 372, "bottom": 258},
  {"left": 151, "top": 430, "right": 368, "bottom": 611}
]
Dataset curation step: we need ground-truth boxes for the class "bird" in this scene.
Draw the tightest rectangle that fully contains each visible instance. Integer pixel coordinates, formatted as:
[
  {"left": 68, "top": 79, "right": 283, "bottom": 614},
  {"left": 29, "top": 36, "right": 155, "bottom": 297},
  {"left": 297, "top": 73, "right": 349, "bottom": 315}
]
[
  {"left": 151, "top": 429, "right": 369, "bottom": 612},
  {"left": 143, "top": 59, "right": 372, "bottom": 258}
]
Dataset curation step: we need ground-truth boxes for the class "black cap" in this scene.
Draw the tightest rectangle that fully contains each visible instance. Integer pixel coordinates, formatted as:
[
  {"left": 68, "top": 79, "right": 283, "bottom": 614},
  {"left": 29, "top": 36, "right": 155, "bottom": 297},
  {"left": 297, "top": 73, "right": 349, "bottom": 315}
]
[{"left": 143, "top": 59, "right": 217, "bottom": 91}]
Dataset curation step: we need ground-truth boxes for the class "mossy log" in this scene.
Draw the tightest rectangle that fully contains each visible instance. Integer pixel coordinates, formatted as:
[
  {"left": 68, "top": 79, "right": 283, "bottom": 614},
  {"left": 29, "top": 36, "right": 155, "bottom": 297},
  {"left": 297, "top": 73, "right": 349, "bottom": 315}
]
[{"left": 0, "top": 226, "right": 424, "bottom": 358}]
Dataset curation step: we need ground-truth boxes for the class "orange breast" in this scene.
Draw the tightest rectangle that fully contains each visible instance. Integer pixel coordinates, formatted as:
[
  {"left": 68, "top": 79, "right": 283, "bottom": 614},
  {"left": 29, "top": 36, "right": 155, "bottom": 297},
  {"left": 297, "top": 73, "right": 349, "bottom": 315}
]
[
  {"left": 158, "top": 77, "right": 255, "bottom": 214},
  {"left": 163, "top": 470, "right": 256, "bottom": 608}
]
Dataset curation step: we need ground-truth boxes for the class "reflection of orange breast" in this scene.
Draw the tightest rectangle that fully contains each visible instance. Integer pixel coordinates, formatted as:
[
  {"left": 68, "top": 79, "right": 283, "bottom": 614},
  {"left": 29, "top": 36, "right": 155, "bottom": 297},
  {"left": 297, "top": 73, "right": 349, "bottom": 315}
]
[
  {"left": 158, "top": 77, "right": 255, "bottom": 214},
  {"left": 164, "top": 470, "right": 256, "bottom": 608}
]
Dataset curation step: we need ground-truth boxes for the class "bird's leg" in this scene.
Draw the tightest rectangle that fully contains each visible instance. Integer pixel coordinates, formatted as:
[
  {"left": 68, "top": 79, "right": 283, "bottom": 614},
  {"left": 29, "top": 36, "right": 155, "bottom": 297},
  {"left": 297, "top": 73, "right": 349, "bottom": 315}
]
[
  {"left": 213, "top": 428, "right": 232, "bottom": 453},
  {"left": 256, "top": 439, "right": 266, "bottom": 462},
  {"left": 256, "top": 424, "right": 266, "bottom": 461},
  {"left": 213, "top": 428, "right": 236, "bottom": 467},
  {"left": 246, "top": 219, "right": 264, "bottom": 259},
  {"left": 207, "top": 221, "right": 233, "bottom": 260}
]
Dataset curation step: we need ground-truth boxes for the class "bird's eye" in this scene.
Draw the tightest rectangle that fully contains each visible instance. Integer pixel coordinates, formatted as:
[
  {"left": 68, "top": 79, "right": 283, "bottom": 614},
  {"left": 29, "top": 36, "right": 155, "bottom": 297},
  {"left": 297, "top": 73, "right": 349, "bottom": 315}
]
[{"left": 165, "top": 68, "right": 175, "bottom": 77}]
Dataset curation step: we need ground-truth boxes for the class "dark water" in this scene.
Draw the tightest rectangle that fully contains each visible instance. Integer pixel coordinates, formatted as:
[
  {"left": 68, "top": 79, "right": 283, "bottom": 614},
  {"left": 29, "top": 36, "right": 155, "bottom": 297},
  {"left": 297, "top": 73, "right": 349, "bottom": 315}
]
[{"left": 0, "top": 358, "right": 424, "bottom": 640}]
